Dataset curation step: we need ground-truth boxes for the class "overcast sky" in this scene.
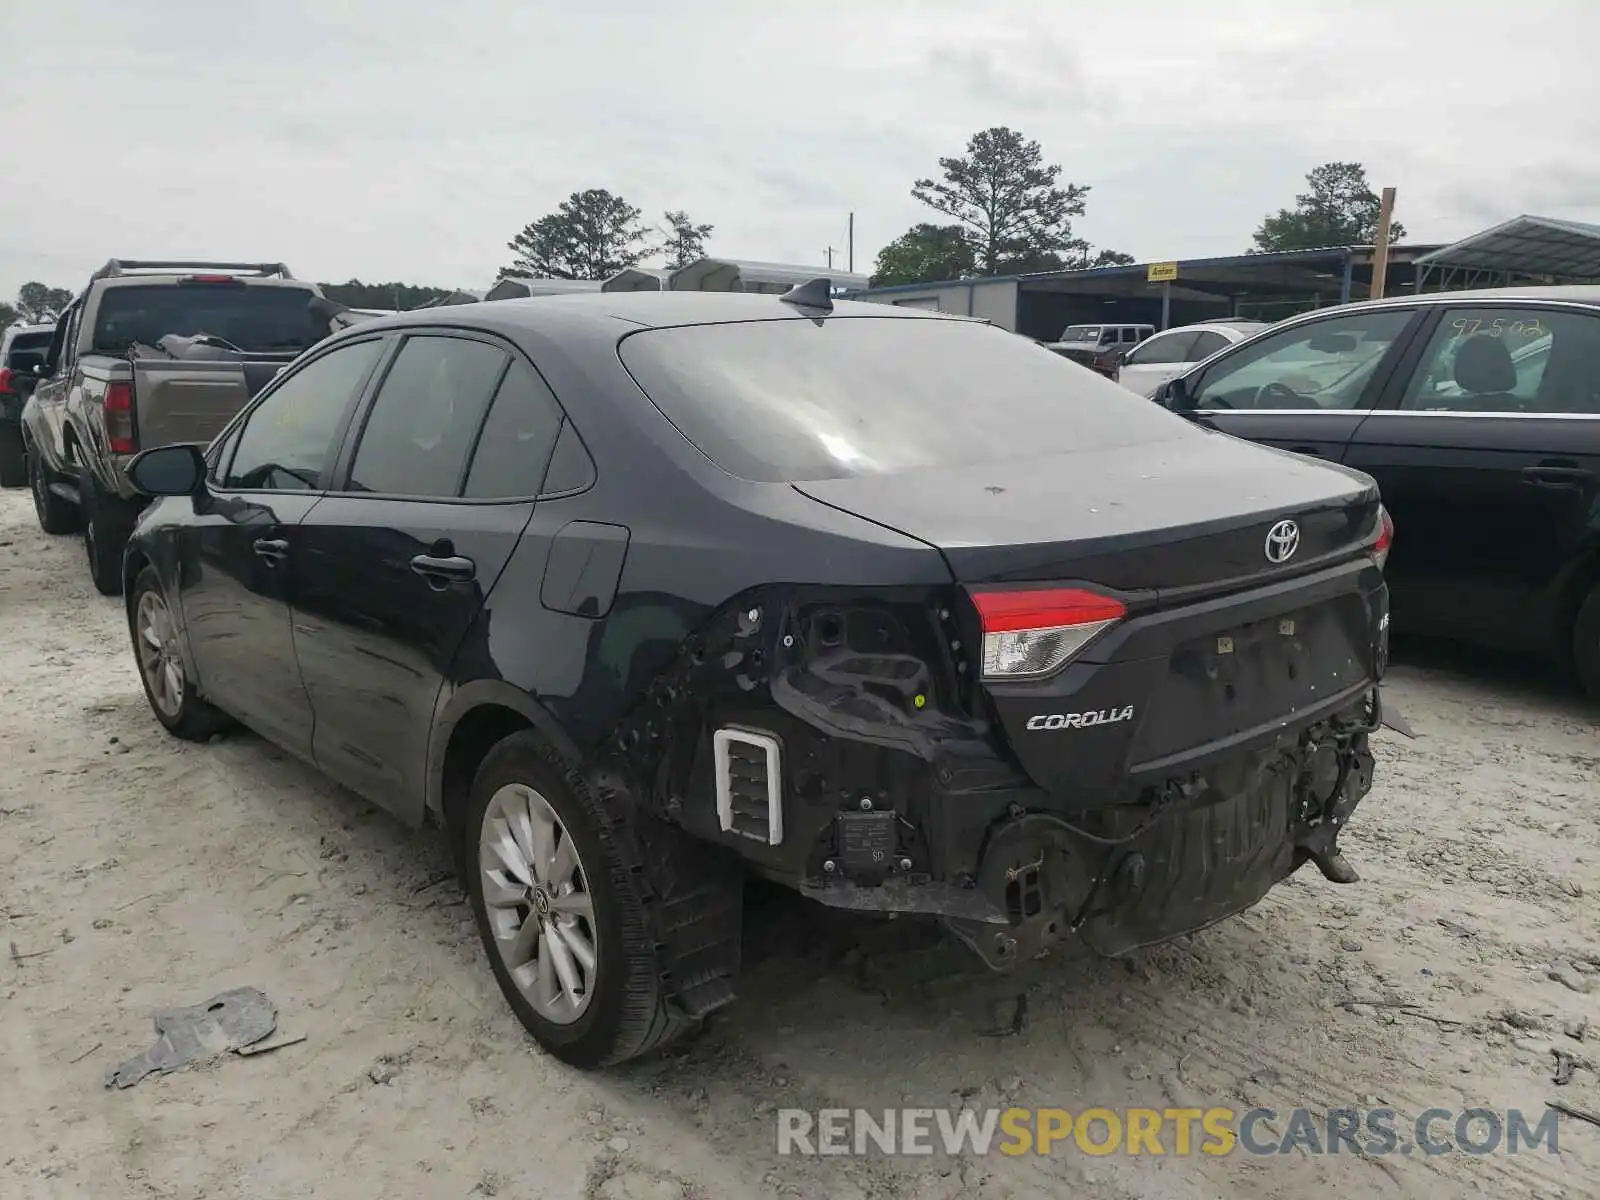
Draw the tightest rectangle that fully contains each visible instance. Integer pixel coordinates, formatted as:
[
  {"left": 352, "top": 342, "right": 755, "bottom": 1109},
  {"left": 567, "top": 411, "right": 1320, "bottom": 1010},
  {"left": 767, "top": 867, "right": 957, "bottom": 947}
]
[{"left": 1, "top": 0, "right": 1596, "bottom": 301}]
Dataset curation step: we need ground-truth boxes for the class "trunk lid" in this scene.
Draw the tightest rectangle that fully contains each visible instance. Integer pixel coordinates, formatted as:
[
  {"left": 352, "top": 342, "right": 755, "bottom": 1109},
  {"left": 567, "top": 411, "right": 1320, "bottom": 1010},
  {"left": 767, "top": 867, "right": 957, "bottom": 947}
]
[
  {"left": 795, "top": 434, "right": 1386, "bottom": 799},
  {"left": 793, "top": 433, "right": 1380, "bottom": 594}
]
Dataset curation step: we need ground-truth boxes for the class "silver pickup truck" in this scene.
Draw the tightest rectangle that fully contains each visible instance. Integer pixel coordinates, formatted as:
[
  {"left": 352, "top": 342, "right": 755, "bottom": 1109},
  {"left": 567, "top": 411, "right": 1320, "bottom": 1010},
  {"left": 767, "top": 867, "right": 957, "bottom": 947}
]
[{"left": 21, "top": 260, "right": 353, "bottom": 594}]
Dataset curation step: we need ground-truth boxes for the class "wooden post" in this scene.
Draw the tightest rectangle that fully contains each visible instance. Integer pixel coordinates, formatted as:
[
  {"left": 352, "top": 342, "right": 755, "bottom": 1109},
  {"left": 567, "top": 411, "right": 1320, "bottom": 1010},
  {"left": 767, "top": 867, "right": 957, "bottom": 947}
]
[{"left": 1369, "top": 187, "right": 1397, "bottom": 299}]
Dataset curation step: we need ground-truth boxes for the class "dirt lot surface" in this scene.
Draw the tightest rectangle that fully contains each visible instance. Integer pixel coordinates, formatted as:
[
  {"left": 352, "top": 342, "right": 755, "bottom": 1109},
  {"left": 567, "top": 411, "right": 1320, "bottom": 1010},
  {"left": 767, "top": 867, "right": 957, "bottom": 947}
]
[{"left": 1, "top": 486, "right": 1597, "bottom": 1200}]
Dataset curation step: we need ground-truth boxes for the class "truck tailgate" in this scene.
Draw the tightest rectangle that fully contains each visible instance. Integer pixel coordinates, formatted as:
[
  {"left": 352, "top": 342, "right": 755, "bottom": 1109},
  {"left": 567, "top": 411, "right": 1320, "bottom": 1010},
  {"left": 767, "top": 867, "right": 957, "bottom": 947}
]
[{"left": 132, "top": 360, "right": 257, "bottom": 447}]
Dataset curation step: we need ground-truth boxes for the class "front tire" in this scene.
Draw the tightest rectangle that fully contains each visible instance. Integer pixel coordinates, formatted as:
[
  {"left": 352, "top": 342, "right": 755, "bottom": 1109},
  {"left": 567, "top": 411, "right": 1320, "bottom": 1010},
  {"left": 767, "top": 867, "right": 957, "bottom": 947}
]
[
  {"left": 129, "top": 565, "right": 231, "bottom": 741},
  {"left": 81, "top": 467, "right": 136, "bottom": 596},
  {"left": 465, "top": 732, "right": 688, "bottom": 1068},
  {"left": 28, "top": 443, "right": 78, "bottom": 534}
]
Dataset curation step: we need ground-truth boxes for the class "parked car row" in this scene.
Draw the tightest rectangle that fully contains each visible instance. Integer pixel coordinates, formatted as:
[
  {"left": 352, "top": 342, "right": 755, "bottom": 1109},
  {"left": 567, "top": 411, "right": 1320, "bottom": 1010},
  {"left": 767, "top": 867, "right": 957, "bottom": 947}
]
[
  {"left": 76, "top": 283, "right": 1390, "bottom": 1067},
  {"left": 1134, "top": 287, "right": 1600, "bottom": 697},
  {"left": 11, "top": 260, "right": 357, "bottom": 592},
  {"left": 1043, "top": 321, "right": 1153, "bottom": 375},
  {"left": 0, "top": 322, "right": 55, "bottom": 486},
  {"left": 1114, "top": 318, "right": 1268, "bottom": 397},
  {"left": 8, "top": 259, "right": 1592, "bottom": 1074}
]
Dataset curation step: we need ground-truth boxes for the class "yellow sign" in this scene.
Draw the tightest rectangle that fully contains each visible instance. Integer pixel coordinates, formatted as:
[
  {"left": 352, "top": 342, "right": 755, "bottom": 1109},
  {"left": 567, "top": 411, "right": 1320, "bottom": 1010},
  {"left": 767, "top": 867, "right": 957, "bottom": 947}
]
[{"left": 1147, "top": 261, "right": 1179, "bottom": 283}]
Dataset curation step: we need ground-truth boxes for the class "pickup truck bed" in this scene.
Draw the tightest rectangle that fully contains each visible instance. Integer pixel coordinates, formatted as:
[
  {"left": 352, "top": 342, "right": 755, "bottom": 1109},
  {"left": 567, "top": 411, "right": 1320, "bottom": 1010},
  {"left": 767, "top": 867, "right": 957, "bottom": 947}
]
[{"left": 19, "top": 260, "right": 332, "bottom": 595}]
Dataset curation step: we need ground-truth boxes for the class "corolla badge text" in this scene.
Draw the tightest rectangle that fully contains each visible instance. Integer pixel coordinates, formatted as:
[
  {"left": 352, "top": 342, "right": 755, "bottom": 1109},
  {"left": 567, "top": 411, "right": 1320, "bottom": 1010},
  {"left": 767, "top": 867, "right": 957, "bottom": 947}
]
[{"left": 1026, "top": 706, "right": 1135, "bottom": 731}]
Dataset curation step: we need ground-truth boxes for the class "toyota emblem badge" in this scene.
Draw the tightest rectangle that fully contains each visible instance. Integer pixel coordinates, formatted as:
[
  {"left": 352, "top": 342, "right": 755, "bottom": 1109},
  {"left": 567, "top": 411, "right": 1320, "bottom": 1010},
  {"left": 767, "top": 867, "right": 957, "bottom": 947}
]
[{"left": 1264, "top": 519, "right": 1301, "bottom": 564}]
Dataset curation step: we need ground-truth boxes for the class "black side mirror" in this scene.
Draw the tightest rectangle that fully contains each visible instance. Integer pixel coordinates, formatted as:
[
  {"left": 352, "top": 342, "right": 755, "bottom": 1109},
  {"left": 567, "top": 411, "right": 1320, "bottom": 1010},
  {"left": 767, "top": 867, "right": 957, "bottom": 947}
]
[
  {"left": 1165, "top": 376, "right": 1195, "bottom": 412},
  {"left": 128, "top": 444, "right": 206, "bottom": 497},
  {"left": 1307, "top": 332, "right": 1357, "bottom": 354}
]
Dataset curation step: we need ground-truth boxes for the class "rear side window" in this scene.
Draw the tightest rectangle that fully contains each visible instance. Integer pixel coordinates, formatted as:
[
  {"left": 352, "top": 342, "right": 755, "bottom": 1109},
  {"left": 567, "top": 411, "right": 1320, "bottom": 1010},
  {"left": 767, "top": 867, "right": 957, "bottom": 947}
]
[
  {"left": 1400, "top": 308, "right": 1600, "bottom": 414},
  {"left": 4, "top": 331, "right": 52, "bottom": 373},
  {"left": 618, "top": 316, "right": 1195, "bottom": 483},
  {"left": 59, "top": 307, "right": 82, "bottom": 371},
  {"left": 347, "top": 335, "right": 508, "bottom": 497},
  {"left": 92, "top": 283, "right": 325, "bottom": 354},
  {"left": 462, "top": 360, "right": 565, "bottom": 498},
  {"left": 1188, "top": 331, "right": 1229, "bottom": 360},
  {"left": 1126, "top": 331, "right": 1198, "bottom": 365}
]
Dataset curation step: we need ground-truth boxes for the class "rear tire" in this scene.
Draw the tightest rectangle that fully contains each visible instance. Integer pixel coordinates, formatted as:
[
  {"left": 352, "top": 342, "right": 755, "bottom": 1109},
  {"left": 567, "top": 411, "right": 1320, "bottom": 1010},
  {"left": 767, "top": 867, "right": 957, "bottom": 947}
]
[
  {"left": 81, "top": 467, "right": 136, "bottom": 596},
  {"left": 27, "top": 443, "right": 78, "bottom": 534},
  {"left": 1572, "top": 584, "right": 1600, "bottom": 701},
  {"left": 128, "top": 565, "right": 231, "bottom": 741},
  {"left": 464, "top": 732, "right": 689, "bottom": 1068},
  {"left": 0, "top": 426, "right": 25, "bottom": 487}
]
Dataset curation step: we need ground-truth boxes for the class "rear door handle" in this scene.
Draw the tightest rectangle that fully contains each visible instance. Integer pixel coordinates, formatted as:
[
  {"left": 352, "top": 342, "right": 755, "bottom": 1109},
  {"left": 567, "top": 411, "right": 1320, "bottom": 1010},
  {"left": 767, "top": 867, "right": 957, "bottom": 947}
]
[
  {"left": 253, "top": 538, "right": 289, "bottom": 562},
  {"left": 410, "top": 553, "right": 476, "bottom": 584},
  {"left": 1521, "top": 465, "right": 1594, "bottom": 488}
]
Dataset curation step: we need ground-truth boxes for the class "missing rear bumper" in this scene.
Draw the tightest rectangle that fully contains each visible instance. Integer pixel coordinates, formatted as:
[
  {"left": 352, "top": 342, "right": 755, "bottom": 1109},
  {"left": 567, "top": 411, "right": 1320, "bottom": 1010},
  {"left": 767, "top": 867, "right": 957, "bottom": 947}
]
[{"left": 940, "top": 707, "right": 1377, "bottom": 970}]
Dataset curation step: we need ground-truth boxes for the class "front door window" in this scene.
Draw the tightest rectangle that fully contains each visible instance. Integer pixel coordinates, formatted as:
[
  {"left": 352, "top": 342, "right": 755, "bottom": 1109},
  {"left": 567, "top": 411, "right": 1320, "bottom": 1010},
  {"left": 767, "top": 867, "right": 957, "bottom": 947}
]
[{"left": 1192, "top": 310, "right": 1414, "bottom": 411}]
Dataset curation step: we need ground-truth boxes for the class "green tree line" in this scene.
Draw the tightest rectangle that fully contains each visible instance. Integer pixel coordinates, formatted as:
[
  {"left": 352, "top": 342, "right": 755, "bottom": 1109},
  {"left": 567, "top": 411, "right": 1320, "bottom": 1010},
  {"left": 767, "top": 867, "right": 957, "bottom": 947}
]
[
  {"left": 870, "top": 133, "right": 1401, "bottom": 287},
  {"left": 0, "top": 161, "right": 1402, "bottom": 325}
]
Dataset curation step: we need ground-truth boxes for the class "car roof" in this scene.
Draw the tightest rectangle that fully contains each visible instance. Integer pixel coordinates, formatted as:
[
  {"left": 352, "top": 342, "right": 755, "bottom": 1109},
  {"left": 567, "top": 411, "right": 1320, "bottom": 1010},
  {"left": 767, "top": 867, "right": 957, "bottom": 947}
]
[
  {"left": 1178, "top": 321, "right": 1268, "bottom": 335},
  {"left": 1348, "top": 284, "right": 1600, "bottom": 311},
  {"left": 0, "top": 323, "right": 55, "bottom": 350}
]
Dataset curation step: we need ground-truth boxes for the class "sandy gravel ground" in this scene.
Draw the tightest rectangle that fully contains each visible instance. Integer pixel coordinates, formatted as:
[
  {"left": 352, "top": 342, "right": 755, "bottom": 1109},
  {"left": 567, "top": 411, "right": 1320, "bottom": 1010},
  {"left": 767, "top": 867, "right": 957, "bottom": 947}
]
[{"left": 1, "top": 485, "right": 1596, "bottom": 1200}]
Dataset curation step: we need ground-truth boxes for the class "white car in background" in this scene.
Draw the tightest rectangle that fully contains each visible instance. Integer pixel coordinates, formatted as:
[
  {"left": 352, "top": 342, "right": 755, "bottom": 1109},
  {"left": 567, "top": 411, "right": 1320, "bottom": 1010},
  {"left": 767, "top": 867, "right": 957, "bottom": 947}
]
[{"left": 1115, "top": 319, "right": 1268, "bottom": 398}]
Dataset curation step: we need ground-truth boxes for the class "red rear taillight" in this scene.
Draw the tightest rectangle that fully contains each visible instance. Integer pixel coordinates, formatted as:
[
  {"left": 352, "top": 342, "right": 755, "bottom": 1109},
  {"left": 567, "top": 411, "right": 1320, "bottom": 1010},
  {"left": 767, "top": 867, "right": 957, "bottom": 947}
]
[
  {"left": 1374, "top": 506, "right": 1394, "bottom": 570},
  {"left": 181, "top": 274, "right": 241, "bottom": 284},
  {"left": 972, "top": 587, "right": 1127, "bottom": 681},
  {"left": 0, "top": 367, "right": 13, "bottom": 396},
  {"left": 104, "top": 380, "right": 136, "bottom": 453}
]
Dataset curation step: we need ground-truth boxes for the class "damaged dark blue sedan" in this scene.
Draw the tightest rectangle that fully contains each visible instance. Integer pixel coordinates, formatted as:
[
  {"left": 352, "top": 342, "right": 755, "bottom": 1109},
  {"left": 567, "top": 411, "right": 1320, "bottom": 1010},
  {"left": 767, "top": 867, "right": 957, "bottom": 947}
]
[{"left": 120, "top": 285, "right": 1393, "bottom": 1067}]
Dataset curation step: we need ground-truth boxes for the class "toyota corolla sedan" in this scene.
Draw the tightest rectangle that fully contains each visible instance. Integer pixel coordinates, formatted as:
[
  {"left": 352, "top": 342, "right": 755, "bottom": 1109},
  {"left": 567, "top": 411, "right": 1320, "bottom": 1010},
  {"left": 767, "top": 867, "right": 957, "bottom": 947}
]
[{"left": 120, "top": 286, "right": 1393, "bottom": 1067}]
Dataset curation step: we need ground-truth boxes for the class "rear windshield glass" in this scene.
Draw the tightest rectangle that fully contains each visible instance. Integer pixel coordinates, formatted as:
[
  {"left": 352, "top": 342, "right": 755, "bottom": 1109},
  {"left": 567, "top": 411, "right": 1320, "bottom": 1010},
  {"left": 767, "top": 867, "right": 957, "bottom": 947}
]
[
  {"left": 1060, "top": 325, "right": 1101, "bottom": 342},
  {"left": 92, "top": 284, "right": 323, "bottom": 354},
  {"left": 618, "top": 316, "right": 1194, "bottom": 483},
  {"left": 4, "top": 331, "right": 52, "bottom": 366}
]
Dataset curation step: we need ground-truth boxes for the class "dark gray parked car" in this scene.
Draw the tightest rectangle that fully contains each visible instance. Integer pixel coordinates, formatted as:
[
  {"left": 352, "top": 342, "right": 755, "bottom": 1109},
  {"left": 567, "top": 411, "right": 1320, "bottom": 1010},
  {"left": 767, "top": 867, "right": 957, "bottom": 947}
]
[
  {"left": 0, "top": 322, "right": 55, "bottom": 487},
  {"left": 1154, "top": 285, "right": 1600, "bottom": 694}
]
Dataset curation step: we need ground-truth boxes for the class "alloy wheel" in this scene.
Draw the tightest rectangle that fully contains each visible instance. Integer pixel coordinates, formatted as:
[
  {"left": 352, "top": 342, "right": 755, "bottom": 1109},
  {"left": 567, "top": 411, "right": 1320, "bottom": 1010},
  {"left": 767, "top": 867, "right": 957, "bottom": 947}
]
[
  {"left": 135, "top": 589, "right": 185, "bottom": 718},
  {"left": 478, "top": 783, "right": 598, "bottom": 1024},
  {"left": 30, "top": 451, "right": 47, "bottom": 516}
]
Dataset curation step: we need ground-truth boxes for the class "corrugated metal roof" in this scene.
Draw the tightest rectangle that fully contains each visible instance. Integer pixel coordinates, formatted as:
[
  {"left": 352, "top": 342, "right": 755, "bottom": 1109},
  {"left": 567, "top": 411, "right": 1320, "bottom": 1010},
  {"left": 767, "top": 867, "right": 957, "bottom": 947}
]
[
  {"left": 601, "top": 267, "right": 673, "bottom": 292},
  {"left": 669, "top": 258, "right": 871, "bottom": 293},
  {"left": 485, "top": 277, "right": 604, "bottom": 301},
  {"left": 1414, "top": 214, "right": 1600, "bottom": 277},
  {"left": 851, "top": 244, "right": 1447, "bottom": 299}
]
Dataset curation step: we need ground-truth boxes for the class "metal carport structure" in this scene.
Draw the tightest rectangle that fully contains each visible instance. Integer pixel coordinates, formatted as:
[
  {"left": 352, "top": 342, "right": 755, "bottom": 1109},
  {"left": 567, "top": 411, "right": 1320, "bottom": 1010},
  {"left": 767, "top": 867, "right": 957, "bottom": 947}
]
[
  {"left": 1414, "top": 215, "right": 1600, "bottom": 291},
  {"left": 668, "top": 258, "right": 870, "bottom": 294},
  {"left": 601, "top": 267, "right": 674, "bottom": 292},
  {"left": 483, "top": 277, "right": 604, "bottom": 300},
  {"left": 850, "top": 245, "right": 1443, "bottom": 339}
]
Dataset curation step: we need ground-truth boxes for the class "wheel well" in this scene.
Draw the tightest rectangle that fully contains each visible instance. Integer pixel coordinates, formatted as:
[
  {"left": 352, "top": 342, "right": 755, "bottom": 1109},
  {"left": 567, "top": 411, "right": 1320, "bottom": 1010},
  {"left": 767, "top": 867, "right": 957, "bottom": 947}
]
[
  {"left": 439, "top": 704, "right": 536, "bottom": 844},
  {"left": 1557, "top": 550, "right": 1600, "bottom": 664},
  {"left": 122, "top": 547, "right": 151, "bottom": 616}
]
